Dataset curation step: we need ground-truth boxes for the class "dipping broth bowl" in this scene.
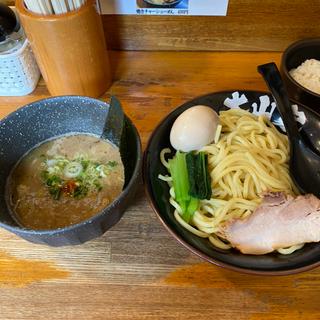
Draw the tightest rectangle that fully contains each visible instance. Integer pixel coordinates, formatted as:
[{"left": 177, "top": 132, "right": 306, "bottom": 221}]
[
  {"left": 281, "top": 38, "right": 320, "bottom": 112},
  {"left": 0, "top": 96, "right": 142, "bottom": 246}
]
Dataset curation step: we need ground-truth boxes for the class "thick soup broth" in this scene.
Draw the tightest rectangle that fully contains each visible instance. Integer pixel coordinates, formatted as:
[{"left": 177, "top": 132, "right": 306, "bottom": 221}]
[{"left": 6, "top": 134, "right": 124, "bottom": 230}]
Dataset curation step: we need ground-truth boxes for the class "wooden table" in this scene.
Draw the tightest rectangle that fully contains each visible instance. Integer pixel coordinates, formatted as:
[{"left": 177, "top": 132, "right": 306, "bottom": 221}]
[{"left": 0, "top": 51, "right": 319, "bottom": 320}]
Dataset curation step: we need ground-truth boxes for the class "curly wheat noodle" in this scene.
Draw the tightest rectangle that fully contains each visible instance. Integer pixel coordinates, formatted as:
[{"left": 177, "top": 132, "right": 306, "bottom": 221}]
[{"left": 159, "top": 109, "right": 303, "bottom": 255}]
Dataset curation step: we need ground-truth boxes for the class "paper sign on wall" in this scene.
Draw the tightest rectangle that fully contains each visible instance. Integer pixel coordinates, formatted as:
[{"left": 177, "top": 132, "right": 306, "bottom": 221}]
[{"left": 97, "top": 0, "right": 229, "bottom": 16}]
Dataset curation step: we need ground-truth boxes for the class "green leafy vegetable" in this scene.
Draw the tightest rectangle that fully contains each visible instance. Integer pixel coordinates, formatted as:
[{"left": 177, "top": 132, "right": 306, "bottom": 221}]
[
  {"left": 186, "top": 151, "right": 212, "bottom": 200},
  {"left": 168, "top": 151, "right": 199, "bottom": 223},
  {"left": 166, "top": 150, "right": 212, "bottom": 222}
]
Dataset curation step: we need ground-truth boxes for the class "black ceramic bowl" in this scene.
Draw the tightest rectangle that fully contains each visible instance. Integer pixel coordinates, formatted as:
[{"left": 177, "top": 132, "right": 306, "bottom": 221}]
[
  {"left": 144, "top": 90, "right": 320, "bottom": 275},
  {"left": 0, "top": 96, "right": 142, "bottom": 246},
  {"left": 281, "top": 38, "right": 320, "bottom": 112},
  {"left": 143, "top": 0, "right": 182, "bottom": 8}
]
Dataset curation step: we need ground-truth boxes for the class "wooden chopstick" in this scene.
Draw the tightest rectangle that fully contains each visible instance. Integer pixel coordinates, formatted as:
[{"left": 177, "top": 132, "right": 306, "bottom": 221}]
[
  {"left": 24, "top": 0, "right": 87, "bottom": 15},
  {"left": 24, "top": 0, "right": 42, "bottom": 14}
]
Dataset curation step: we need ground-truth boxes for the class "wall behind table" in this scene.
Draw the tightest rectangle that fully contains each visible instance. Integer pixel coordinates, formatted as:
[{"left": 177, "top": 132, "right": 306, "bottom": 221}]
[
  {"left": 102, "top": 0, "right": 320, "bottom": 51},
  {"left": 9, "top": 0, "right": 319, "bottom": 51}
]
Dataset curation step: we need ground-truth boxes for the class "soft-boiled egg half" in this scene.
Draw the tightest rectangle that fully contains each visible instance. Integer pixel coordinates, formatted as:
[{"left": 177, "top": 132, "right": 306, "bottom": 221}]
[{"left": 170, "top": 105, "right": 220, "bottom": 152}]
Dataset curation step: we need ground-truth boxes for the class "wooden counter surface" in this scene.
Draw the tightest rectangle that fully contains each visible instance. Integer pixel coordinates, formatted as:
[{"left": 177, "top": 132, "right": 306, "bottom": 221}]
[{"left": 0, "top": 51, "right": 319, "bottom": 320}]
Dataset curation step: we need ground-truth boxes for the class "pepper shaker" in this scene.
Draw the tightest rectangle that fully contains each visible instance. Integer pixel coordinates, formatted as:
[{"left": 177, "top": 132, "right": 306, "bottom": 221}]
[{"left": 0, "top": 4, "right": 40, "bottom": 96}]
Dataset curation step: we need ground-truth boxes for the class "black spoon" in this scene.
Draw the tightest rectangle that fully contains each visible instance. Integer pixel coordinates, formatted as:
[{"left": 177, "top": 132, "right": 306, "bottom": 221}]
[{"left": 258, "top": 62, "right": 320, "bottom": 197}]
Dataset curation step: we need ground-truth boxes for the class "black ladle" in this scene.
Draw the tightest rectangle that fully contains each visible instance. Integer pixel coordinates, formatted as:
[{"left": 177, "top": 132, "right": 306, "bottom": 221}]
[{"left": 258, "top": 62, "right": 320, "bottom": 197}]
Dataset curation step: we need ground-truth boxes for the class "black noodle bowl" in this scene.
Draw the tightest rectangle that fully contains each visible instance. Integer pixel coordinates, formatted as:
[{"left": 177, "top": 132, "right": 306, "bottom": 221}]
[{"left": 143, "top": 90, "right": 320, "bottom": 275}]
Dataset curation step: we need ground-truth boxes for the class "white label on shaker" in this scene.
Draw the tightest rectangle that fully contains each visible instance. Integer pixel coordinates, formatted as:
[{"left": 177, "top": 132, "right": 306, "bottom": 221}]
[{"left": 98, "top": 0, "right": 229, "bottom": 16}]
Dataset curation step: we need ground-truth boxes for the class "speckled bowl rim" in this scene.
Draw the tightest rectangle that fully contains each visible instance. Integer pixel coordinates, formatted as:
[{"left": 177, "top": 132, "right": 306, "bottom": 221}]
[
  {"left": 281, "top": 38, "right": 320, "bottom": 98},
  {"left": 0, "top": 95, "right": 142, "bottom": 236},
  {"left": 143, "top": 90, "right": 320, "bottom": 276}
]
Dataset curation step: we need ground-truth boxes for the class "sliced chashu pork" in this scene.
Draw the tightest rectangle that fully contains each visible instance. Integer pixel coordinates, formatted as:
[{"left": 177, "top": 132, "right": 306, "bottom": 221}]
[{"left": 220, "top": 192, "right": 320, "bottom": 254}]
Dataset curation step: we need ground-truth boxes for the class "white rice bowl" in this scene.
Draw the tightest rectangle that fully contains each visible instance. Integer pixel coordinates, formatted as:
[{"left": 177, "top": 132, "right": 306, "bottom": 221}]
[{"left": 289, "top": 59, "right": 320, "bottom": 95}]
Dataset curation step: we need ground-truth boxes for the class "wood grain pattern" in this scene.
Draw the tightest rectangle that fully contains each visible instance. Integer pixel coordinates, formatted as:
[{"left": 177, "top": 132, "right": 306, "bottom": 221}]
[
  {"left": 0, "top": 51, "right": 319, "bottom": 320},
  {"left": 2, "top": 0, "right": 14, "bottom": 5},
  {"left": 0, "top": 250, "right": 69, "bottom": 287},
  {"left": 102, "top": 0, "right": 320, "bottom": 51},
  {"left": 10, "top": 0, "right": 320, "bottom": 51}
]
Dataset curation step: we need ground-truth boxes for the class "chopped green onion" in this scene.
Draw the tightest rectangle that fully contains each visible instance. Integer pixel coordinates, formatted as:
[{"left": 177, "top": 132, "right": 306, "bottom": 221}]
[
  {"left": 40, "top": 155, "right": 117, "bottom": 200},
  {"left": 96, "top": 165, "right": 109, "bottom": 178},
  {"left": 63, "top": 161, "right": 83, "bottom": 178},
  {"left": 73, "top": 184, "right": 89, "bottom": 199},
  {"left": 107, "top": 161, "right": 118, "bottom": 168}
]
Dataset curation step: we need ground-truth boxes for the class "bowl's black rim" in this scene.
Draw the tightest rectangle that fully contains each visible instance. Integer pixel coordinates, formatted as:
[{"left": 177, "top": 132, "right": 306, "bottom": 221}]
[
  {"left": 143, "top": 89, "right": 320, "bottom": 276},
  {"left": 281, "top": 38, "right": 320, "bottom": 99},
  {"left": 0, "top": 95, "right": 143, "bottom": 235}
]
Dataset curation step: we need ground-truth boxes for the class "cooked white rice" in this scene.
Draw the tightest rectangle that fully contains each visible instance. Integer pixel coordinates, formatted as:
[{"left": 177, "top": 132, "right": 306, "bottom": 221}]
[{"left": 289, "top": 59, "right": 320, "bottom": 95}]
